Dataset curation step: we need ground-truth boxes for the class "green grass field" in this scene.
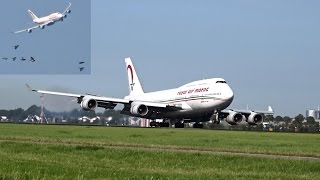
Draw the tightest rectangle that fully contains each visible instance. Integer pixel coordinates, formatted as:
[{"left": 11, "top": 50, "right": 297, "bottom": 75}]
[{"left": 0, "top": 123, "right": 319, "bottom": 179}]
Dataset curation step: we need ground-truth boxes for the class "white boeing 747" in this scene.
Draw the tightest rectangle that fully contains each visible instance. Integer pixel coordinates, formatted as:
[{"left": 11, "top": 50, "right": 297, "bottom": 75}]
[
  {"left": 14, "top": 2, "right": 72, "bottom": 34},
  {"left": 27, "top": 57, "right": 273, "bottom": 128}
]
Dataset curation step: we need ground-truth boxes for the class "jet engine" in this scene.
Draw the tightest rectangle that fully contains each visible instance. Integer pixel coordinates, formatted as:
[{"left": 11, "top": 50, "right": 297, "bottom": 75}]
[
  {"left": 130, "top": 102, "right": 148, "bottom": 117},
  {"left": 226, "top": 111, "right": 243, "bottom": 125},
  {"left": 27, "top": 29, "right": 32, "bottom": 33},
  {"left": 40, "top": 25, "right": 45, "bottom": 29},
  {"left": 80, "top": 97, "right": 97, "bottom": 111},
  {"left": 247, "top": 112, "right": 263, "bottom": 125},
  {"left": 67, "top": 10, "right": 71, "bottom": 14}
]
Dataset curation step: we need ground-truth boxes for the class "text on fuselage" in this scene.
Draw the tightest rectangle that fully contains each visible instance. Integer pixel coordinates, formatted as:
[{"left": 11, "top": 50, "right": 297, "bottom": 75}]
[{"left": 177, "top": 87, "right": 209, "bottom": 95}]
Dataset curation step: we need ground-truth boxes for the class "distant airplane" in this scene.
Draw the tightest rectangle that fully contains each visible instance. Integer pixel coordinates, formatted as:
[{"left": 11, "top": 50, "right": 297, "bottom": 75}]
[
  {"left": 28, "top": 57, "right": 274, "bottom": 128},
  {"left": 79, "top": 67, "right": 85, "bottom": 71},
  {"left": 13, "top": 45, "right": 20, "bottom": 50},
  {"left": 21, "top": 57, "right": 26, "bottom": 61},
  {"left": 79, "top": 61, "right": 85, "bottom": 64},
  {"left": 14, "top": 2, "right": 72, "bottom": 34},
  {"left": 30, "top": 57, "right": 36, "bottom": 62},
  {"left": 12, "top": 57, "right": 17, "bottom": 61},
  {"left": 2, "top": 57, "right": 8, "bottom": 60}
]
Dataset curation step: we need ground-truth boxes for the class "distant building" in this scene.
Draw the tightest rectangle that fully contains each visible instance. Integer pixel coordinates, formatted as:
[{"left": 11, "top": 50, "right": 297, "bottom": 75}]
[
  {"left": 140, "top": 118, "right": 151, "bottom": 127},
  {"left": 306, "top": 109, "right": 318, "bottom": 120}
]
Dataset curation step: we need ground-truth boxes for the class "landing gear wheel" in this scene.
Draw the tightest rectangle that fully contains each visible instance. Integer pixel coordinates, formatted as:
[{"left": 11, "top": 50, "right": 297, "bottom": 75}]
[
  {"left": 150, "top": 121, "right": 157, "bottom": 127},
  {"left": 174, "top": 122, "right": 184, "bottom": 128},
  {"left": 193, "top": 123, "right": 204, "bottom": 128},
  {"left": 159, "top": 122, "right": 170, "bottom": 127}
]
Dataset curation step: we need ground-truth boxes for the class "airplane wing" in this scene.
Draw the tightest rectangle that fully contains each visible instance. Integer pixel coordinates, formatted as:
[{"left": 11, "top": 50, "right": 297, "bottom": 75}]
[
  {"left": 27, "top": 84, "right": 181, "bottom": 118},
  {"left": 13, "top": 25, "right": 39, "bottom": 34},
  {"left": 218, "top": 106, "right": 274, "bottom": 125},
  {"left": 224, "top": 106, "right": 274, "bottom": 115},
  {"left": 62, "top": 2, "right": 72, "bottom": 15}
]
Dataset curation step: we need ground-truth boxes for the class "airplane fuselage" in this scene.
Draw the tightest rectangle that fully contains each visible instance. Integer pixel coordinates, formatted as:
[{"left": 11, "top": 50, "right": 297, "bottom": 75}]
[
  {"left": 33, "top": 12, "right": 63, "bottom": 25},
  {"left": 125, "top": 78, "right": 234, "bottom": 119}
]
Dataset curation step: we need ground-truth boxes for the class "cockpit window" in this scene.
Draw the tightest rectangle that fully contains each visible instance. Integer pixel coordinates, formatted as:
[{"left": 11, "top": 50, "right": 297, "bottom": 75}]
[{"left": 216, "top": 81, "right": 227, "bottom": 84}]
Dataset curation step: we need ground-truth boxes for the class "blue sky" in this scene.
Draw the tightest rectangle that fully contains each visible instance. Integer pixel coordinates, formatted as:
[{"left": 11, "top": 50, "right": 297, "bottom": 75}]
[{"left": 0, "top": 0, "right": 320, "bottom": 117}]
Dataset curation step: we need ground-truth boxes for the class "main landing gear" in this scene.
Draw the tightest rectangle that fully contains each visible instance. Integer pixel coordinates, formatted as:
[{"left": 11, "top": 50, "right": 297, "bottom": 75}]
[
  {"left": 193, "top": 123, "right": 204, "bottom": 128},
  {"left": 174, "top": 122, "right": 184, "bottom": 128},
  {"left": 150, "top": 121, "right": 170, "bottom": 127},
  {"left": 149, "top": 119, "right": 205, "bottom": 129},
  {"left": 210, "top": 113, "right": 221, "bottom": 124}
]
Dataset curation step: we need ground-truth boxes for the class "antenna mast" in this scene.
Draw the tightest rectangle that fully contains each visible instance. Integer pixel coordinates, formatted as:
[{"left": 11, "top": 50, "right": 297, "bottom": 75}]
[{"left": 39, "top": 94, "right": 48, "bottom": 124}]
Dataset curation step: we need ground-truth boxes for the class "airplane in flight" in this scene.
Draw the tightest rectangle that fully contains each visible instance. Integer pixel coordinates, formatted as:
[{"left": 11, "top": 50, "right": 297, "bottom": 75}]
[
  {"left": 27, "top": 57, "right": 273, "bottom": 128},
  {"left": 21, "top": 57, "right": 26, "bottom": 61},
  {"left": 2, "top": 57, "right": 8, "bottom": 60},
  {"left": 79, "top": 67, "right": 85, "bottom": 71},
  {"left": 12, "top": 57, "right": 17, "bottom": 61},
  {"left": 14, "top": 2, "right": 72, "bottom": 34}
]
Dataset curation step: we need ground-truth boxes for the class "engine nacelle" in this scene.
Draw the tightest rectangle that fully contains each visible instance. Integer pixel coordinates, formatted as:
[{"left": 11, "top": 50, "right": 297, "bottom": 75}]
[
  {"left": 80, "top": 97, "right": 97, "bottom": 111},
  {"left": 67, "top": 10, "right": 71, "bottom": 14},
  {"left": 130, "top": 102, "right": 148, "bottom": 117},
  {"left": 40, "top": 25, "right": 45, "bottom": 29},
  {"left": 64, "top": 14, "right": 67, "bottom": 18},
  {"left": 226, "top": 111, "right": 243, "bottom": 125},
  {"left": 247, "top": 112, "right": 263, "bottom": 125},
  {"left": 27, "top": 29, "right": 32, "bottom": 33}
]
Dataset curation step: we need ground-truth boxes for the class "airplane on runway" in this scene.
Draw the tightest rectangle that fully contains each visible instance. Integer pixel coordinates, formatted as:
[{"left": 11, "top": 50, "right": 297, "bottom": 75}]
[
  {"left": 14, "top": 2, "right": 72, "bottom": 34},
  {"left": 27, "top": 57, "right": 273, "bottom": 128}
]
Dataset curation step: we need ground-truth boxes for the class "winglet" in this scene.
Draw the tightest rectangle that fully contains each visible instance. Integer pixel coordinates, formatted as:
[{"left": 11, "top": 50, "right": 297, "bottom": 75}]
[{"left": 268, "top": 106, "right": 273, "bottom": 113}]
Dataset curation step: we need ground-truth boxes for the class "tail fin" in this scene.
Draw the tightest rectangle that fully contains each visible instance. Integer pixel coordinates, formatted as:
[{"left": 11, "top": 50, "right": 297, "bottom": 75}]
[
  {"left": 28, "top": 10, "right": 39, "bottom": 21},
  {"left": 125, "top": 57, "right": 144, "bottom": 96}
]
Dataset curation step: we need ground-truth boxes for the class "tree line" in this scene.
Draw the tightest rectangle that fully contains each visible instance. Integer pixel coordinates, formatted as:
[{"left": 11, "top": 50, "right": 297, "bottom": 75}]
[{"left": 1, "top": 105, "right": 319, "bottom": 133}]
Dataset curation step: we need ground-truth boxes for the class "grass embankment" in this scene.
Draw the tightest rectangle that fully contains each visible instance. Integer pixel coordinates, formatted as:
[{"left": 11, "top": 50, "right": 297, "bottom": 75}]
[{"left": 0, "top": 124, "right": 319, "bottom": 179}]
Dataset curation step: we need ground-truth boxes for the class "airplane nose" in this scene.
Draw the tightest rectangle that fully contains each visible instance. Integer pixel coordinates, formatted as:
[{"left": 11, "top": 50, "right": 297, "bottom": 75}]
[{"left": 225, "top": 86, "right": 234, "bottom": 101}]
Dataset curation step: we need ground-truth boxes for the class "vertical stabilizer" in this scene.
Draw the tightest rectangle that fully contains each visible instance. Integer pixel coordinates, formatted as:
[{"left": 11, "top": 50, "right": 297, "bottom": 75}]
[
  {"left": 125, "top": 57, "right": 144, "bottom": 96},
  {"left": 28, "top": 10, "right": 39, "bottom": 21}
]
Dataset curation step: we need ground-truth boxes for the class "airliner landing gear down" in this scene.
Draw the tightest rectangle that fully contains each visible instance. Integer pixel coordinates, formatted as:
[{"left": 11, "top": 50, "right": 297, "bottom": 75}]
[
  {"left": 174, "top": 122, "right": 184, "bottom": 128},
  {"left": 159, "top": 122, "right": 170, "bottom": 127},
  {"left": 210, "top": 113, "right": 221, "bottom": 124},
  {"left": 193, "top": 123, "right": 204, "bottom": 128},
  {"left": 149, "top": 121, "right": 170, "bottom": 127},
  {"left": 150, "top": 121, "right": 157, "bottom": 127}
]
